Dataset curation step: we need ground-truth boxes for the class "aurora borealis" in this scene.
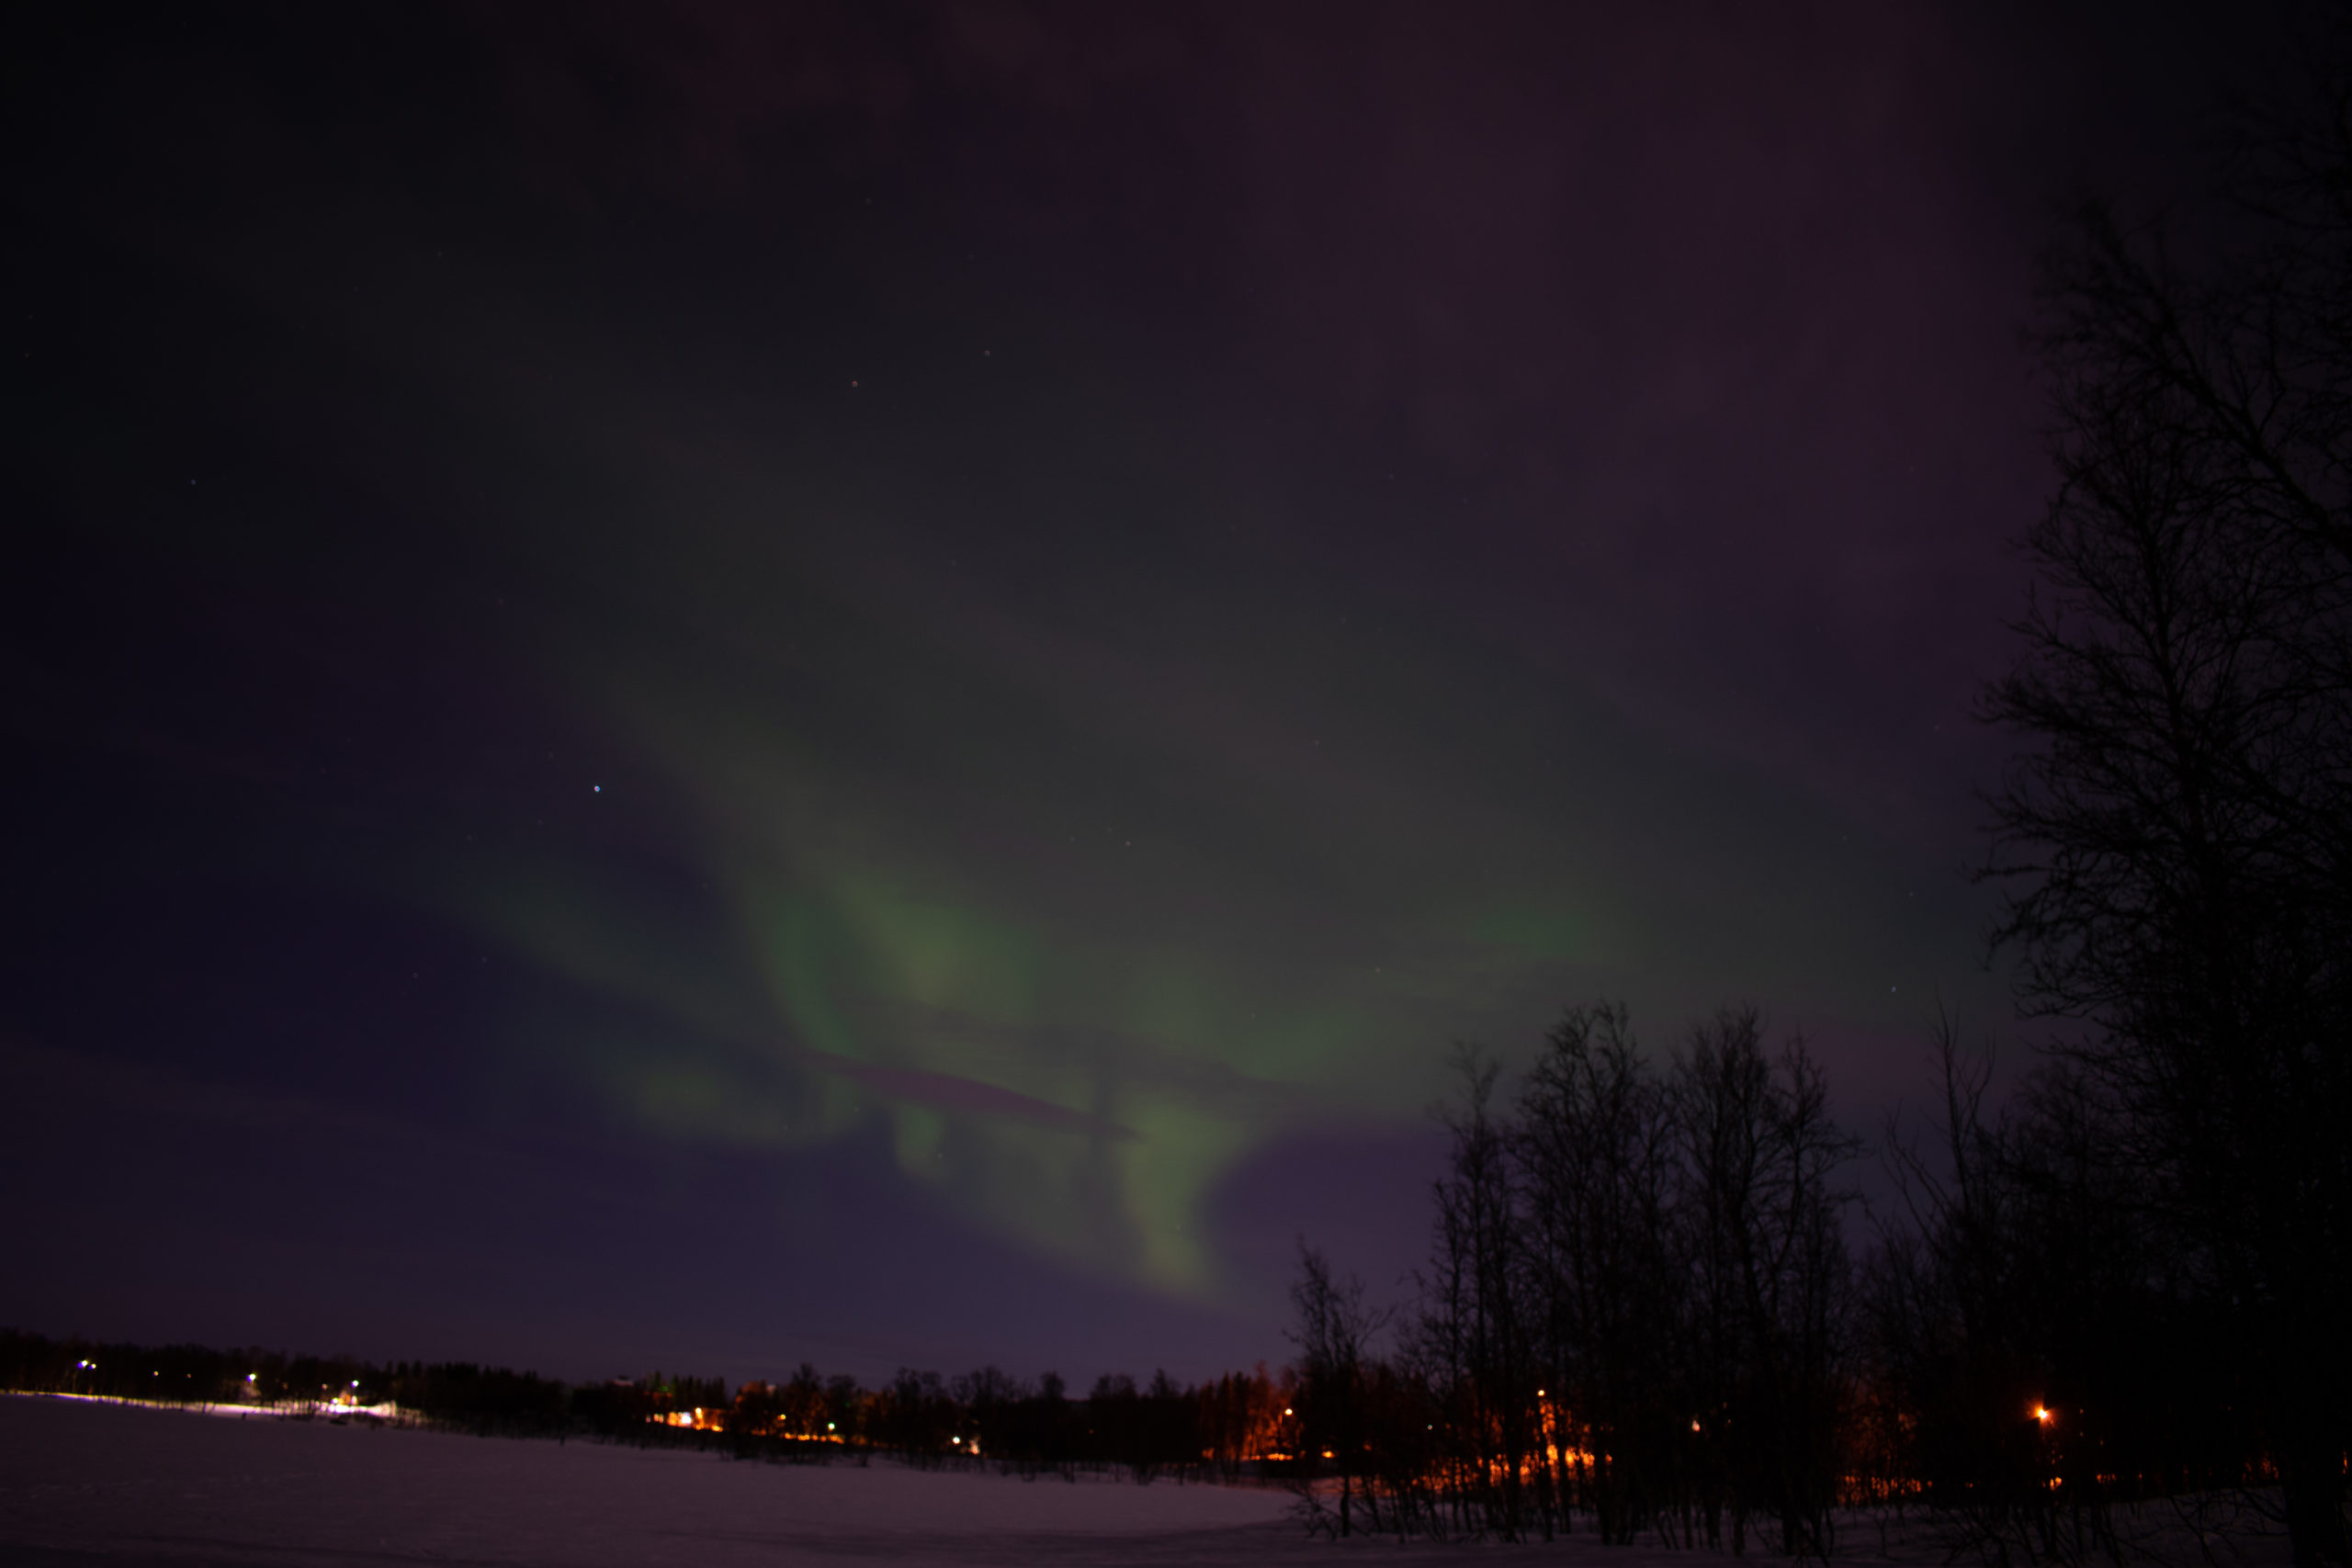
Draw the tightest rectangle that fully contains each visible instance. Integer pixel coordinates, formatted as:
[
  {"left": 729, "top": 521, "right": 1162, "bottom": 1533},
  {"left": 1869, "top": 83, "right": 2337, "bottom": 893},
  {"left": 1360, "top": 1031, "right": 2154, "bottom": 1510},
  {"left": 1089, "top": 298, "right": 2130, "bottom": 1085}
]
[{"left": 3, "top": 4, "right": 2277, "bottom": 1382}]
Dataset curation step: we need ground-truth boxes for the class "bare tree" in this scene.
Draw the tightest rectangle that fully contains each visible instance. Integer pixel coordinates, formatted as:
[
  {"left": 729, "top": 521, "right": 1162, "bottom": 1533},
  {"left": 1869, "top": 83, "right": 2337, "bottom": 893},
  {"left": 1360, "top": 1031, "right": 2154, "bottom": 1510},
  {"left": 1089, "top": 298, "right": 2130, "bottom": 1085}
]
[
  {"left": 1288, "top": 1241, "right": 1389, "bottom": 1538},
  {"left": 1864, "top": 1018, "right": 2056, "bottom": 1560},
  {"left": 1416, "top": 1047, "right": 1542, "bottom": 1539},
  {"left": 1516, "top": 1001, "right": 1680, "bottom": 1545},
  {"left": 1674, "top": 1009, "right": 1859, "bottom": 1560},
  {"left": 1987, "top": 92, "right": 2352, "bottom": 1557}
]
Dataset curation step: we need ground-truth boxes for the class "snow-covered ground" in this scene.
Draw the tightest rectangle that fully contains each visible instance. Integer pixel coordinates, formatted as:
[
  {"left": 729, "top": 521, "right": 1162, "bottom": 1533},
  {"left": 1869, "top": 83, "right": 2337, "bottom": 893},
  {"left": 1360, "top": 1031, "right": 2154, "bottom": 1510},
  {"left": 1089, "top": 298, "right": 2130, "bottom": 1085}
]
[
  {"left": 0, "top": 1393, "right": 1413, "bottom": 1565},
  {"left": 0, "top": 1393, "right": 2293, "bottom": 1567}
]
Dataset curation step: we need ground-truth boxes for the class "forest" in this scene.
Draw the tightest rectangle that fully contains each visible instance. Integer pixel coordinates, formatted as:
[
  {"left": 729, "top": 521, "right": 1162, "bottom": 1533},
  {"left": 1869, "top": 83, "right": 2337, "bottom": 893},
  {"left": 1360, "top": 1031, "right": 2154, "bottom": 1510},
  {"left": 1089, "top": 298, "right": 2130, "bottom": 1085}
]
[{"left": 1280, "top": 1005, "right": 2285, "bottom": 1560}]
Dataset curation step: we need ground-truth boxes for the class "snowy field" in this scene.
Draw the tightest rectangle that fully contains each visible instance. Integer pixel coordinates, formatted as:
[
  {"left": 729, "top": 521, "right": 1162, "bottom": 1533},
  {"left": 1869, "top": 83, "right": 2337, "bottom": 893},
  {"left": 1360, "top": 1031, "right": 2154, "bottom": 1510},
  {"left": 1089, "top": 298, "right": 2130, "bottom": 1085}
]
[
  {"left": 0, "top": 1393, "right": 2294, "bottom": 1567},
  {"left": 0, "top": 1393, "right": 1602, "bottom": 1567}
]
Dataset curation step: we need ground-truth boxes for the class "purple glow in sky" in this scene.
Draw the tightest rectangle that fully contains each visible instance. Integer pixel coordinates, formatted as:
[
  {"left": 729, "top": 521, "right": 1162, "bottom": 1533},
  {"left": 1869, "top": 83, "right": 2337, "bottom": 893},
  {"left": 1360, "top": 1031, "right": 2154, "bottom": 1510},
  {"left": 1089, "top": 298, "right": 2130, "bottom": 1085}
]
[{"left": 0, "top": 1, "right": 2298, "bottom": 1384}]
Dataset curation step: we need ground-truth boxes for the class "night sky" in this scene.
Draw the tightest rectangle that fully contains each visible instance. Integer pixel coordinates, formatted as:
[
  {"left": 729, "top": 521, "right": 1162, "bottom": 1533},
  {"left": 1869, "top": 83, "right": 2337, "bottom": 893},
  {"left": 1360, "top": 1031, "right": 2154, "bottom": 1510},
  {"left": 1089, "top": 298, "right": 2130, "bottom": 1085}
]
[{"left": 2, "top": 4, "right": 2289, "bottom": 1384}]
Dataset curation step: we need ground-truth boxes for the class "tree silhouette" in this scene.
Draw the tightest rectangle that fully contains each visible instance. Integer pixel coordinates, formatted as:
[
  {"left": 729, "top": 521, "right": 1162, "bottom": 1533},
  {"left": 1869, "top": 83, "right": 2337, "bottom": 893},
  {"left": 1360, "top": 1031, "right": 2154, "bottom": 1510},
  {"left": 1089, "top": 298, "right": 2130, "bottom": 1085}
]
[
  {"left": 1984, "top": 76, "right": 2352, "bottom": 1558},
  {"left": 1287, "top": 1240, "right": 1387, "bottom": 1536}
]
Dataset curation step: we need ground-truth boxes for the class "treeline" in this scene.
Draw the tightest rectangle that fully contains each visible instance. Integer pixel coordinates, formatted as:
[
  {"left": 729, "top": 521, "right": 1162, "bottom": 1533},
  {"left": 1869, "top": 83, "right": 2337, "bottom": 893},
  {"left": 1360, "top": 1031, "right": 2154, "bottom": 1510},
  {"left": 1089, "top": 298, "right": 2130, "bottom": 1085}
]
[
  {"left": 1282, "top": 1004, "right": 2304, "bottom": 1556},
  {"left": 0, "top": 1327, "right": 1295, "bottom": 1479},
  {"left": 580, "top": 1362, "right": 1298, "bottom": 1480}
]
